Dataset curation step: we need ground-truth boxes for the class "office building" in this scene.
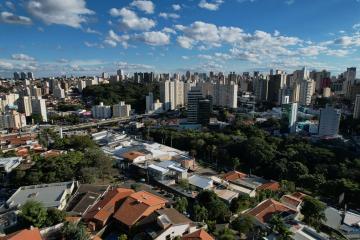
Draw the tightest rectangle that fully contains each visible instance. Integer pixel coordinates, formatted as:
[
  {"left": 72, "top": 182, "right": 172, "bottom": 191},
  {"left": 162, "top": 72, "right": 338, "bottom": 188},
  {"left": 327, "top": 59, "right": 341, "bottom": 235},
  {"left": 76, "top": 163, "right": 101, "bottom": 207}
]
[
  {"left": 197, "top": 98, "right": 212, "bottom": 125},
  {"left": 92, "top": 102, "right": 111, "bottom": 119},
  {"left": 20, "top": 72, "right": 27, "bottom": 80},
  {"left": 318, "top": 105, "right": 341, "bottom": 137},
  {"left": 344, "top": 67, "right": 356, "bottom": 98},
  {"left": 113, "top": 101, "right": 131, "bottom": 118},
  {"left": 31, "top": 98, "right": 48, "bottom": 122},
  {"left": 354, "top": 94, "right": 360, "bottom": 119},
  {"left": 254, "top": 77, "right": 269, "bottom": 102},
  {"left": 187, "top": 88, "right": 203, "bottom": 124}
]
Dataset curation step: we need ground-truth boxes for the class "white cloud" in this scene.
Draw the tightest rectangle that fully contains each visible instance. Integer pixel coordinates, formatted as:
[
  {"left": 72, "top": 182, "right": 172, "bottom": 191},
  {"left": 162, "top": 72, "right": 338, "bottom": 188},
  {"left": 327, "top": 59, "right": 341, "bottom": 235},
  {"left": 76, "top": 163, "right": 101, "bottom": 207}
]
[
  {"left": 177, "top": 36, "right": 195, "bottom": 49},
  {"left": 159, "top": 12, "right": 180, "bottom": 19},
  {"left": 198, "top": 0, "right": 224, "bottom": 11},
  {"left": 5, "top": 1, "right": 15, "bottom": 10},
  {"left": 109, "top": 8, "right": 155, "bottom": 31},
  {"left": 285, "top": 0, "right": 295, "bottom": 5},
  {"left": 135, "top": 31, "right": 170, "bottom": 46},
  {"left": 130, "top": 0, "right": 155, "bottom": 14},
  {"left": 84, "top": 41, "right": 104, "bottom": 48},
  {"left": 353, "top": 23, "right": 360, "bottom": 30},
  {"left": 0, "top": 61, "right": 14, "bottom": 70},
  {"left": 0, "top": 11, "right": 32, "bottom": 25},
  {"left": 104, "top": 30, "right": 130, "bottom": 48},
  {"left": 333, "top": 35, "right": 360, "bottom": 47},
  {"left": 11, "top": 53, "right": 35, "bottom": 61},
  {"left": 115, "top": 61, "right": 154, "bottom": 70},
  {"left": 298, "top": 45, "right": 327, "bottom": 56},
  {"left": 182, "top": 56, "right": 189, "bottom": 60},
  {"left": 85, "top": 27, "right": 102, "bottom": 35},
  {"left": 172, "top": 4, "right": 181, "bottom": 11},
  {"left": 27, "top": 0, "right": 94, "bottom": 28},
  {"left": 162, "top": 27, "right": 176, "bottom": 34}
]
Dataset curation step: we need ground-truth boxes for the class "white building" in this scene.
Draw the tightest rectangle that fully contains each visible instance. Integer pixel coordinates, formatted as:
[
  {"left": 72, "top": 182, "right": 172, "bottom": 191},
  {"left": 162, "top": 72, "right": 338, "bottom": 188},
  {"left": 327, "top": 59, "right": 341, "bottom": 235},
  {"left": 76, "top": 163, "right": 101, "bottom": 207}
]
[
  {"left": 113, "top": 101, "right": 131, "bottom": 118},
  {"left": 18, "top": 96, "right": 32, "bottom": 117},
  {"left": 318, "top": 105, "right": 341, "bottom": 137},
  {"left": 299, "top": 79, "right": 314, "bottom": 106},
  {"left": 160, "top": 80, "right": 184, "bottom": 111},
  {"left": 198, "top": 81, "right": 238, "bottom": 108},
  {"left": 0, "top": 111, "right": 26, "bottom": 130},
  {"left": 77, "top": 80, "right": 87, "bottom": 92},
  {"left": 0, "top": 157, "right": 22, "bottom": 173},
  {"left": 354, "top": 94, "right": 360, "bottom": 119},
  {"left": 31, "top": 97, "right": 48, "bottom": 122},
  {"left": 53, "top": 84, "right": 65, "bottom": 99},
  {"left": 92, "top": 102, "right": 111, "bottom": 119}
]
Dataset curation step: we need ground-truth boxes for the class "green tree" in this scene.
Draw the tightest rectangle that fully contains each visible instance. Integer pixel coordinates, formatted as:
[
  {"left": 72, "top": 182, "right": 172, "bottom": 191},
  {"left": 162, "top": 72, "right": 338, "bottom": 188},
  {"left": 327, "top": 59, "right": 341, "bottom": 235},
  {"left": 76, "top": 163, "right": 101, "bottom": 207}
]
[
  {"left": 46, "top": 208, "right": 66, "bottom": 226},
  {"left": 230, "top": 214, "right": 255, "bottom": 235},
  {"left": 19, "top": 200, "right": 48, "bottom": 228},
  {"left": 193, "top": 204, "right": 208, "bottom": 222},
  {"left": 301, "top": 197, "right": 326, "bottom": 230},
  {"left": 230, "top": 195, "right": 251, "bottom": 214},
  {"left": 174, "top": 197, "right": 188, "bottom": 214},
  {"left": 61, "top": 222, "right": 90, "bottom": 240}
]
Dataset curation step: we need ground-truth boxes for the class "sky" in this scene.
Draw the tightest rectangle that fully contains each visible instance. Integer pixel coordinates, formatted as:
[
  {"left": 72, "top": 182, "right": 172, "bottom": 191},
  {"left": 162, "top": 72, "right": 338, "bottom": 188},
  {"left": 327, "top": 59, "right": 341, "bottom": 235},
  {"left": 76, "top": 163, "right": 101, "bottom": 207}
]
[{"left": 1, "top": 0, "right": 360, "bottom": 77}]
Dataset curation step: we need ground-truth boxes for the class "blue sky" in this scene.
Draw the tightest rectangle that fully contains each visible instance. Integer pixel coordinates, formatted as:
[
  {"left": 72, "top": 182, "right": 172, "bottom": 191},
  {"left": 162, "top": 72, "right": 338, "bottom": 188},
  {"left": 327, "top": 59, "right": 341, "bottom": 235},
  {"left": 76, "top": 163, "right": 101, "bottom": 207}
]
[{"left": 0, "top": 0, "right": 360, "bottom": 77}]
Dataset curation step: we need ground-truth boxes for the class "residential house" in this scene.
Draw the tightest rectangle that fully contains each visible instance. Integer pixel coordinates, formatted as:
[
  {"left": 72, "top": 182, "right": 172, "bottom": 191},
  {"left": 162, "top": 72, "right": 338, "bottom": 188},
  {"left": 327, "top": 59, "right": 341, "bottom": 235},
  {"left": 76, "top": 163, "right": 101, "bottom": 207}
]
[
  {"left": 0, "top": 227, "right": 42, "bottom": 240},
  {"left": 188, "top": 175, "right": 213, "bottom": 191},
  {"left": 324, "top": 207, "right": 360, "bottom": 239},
  {"left": 83, "top": 188, "right": 134, "bottom": 230},
  {"left": 181, "top": 229, "right": 215, "bottom": 240},
  {"left": 113, "top": 191, "right": 168, "bottom": 230},
  {"left": 246, "top": 199, "right": 298, "bottom": 228}
]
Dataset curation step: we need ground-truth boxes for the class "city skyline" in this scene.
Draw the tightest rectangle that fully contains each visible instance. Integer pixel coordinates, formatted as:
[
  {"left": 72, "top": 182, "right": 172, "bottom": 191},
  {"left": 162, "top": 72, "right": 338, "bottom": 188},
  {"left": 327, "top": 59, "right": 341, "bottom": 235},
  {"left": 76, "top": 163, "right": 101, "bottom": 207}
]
[{"left": 1, "top": 0, "right": 360, "bottom": 77}]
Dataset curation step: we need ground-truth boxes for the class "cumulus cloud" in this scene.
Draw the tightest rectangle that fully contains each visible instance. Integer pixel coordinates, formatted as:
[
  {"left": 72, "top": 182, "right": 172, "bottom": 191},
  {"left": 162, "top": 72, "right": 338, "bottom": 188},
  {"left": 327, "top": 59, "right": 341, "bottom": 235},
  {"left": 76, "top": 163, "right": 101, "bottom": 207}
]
[
  {"left": 85, "top": 27, "right": 102, "bottom": 35},
  {"left": 115, "top": 61, "right": 154, "bottom": 70},
  {"left": 159, "top": 12, "right": 180, "bottom": 19},
  {"left": 177, "top": 36, "right": 195, "bottom": 49},
  {"left": 135, "top": 31, "right": 170, "bottom": 46},
  {"left": 172, "top": 4, "right": 181, "bottom": 11},
  {"left": 11, "top": 53, "right": 35, "bottom": 61},
  {"left": 109, "top": 7, "right": 155, "bottom": 31},
  {"left": 162, "top": 27, "right": 176, "bottom": 34},
  {"left": 0, "top": 11, "right": 32, "bottom": 25},
  {"left": 27, "top": 0, "right": 94, "bottom": 28},
  {"left": 5, "top": 1, "right": 15, "bottom": 10},
  {"left": 198, "top": 0, "right": 224, "bottom": 11},
  {"left": 130, "top": 0, "right": 155, "bottom": 14},
  {"left": 333, "top": 35, "right": 360, "bottom": 47},
  {"left": 104, "top": 30, "right": 130, "bottom": 48}
]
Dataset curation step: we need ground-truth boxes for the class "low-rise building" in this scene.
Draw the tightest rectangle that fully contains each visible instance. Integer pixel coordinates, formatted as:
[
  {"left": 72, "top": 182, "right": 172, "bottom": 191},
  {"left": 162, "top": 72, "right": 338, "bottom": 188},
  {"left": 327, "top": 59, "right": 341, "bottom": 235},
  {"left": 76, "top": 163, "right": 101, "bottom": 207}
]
[{"left": 0, "top": 157, "right": 22, "bottom": 173}]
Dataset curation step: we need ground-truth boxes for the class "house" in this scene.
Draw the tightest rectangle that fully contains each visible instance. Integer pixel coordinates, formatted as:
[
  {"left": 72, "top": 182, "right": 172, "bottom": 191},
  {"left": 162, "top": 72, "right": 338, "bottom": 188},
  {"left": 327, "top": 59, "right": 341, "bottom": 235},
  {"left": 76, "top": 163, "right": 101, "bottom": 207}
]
[
  {"left": 246, "top": 199, "right": 297, "bottom": 227},
  {"left": 135, "top": 208, "right": 193, "bottom": 240},
  {"left": 0, "top": 227, "right": 42, "bottom": 240},
  {"left": 121, "top": 151, "right": 146, "bottom": 163},
  {"left": 324, "top": 207, "right": 360, "bottom": 239},
  {"left": 4, "top": 181, "right": 75, "bottom": 210},
  {"left": 213, "top": 189, "right": 239, "bottom": 203},
  {"left": 66, "top": 184, "right": 110, "bottom": 216},
  {"left": 181, "top": 229, "right": 215, "bottom": 240},
  {"left": 148, "top": 161, "right": 188, "bottom": 181},
  {"left": 188, "top": 175, "right": 213, "bottom": 190},
  {"left": 280, "top": 192, "right": 306, "bottom": 211},
  {"left": 221, "top": 171, "right": 280, "bottom": 197},
  {"left": 113, "top": 191, "right": 168, "bottom": 229},
  {"left": 0, "top": 157, "right": 22, "bottom": 173},
  {"left": 83, "top": 188, "right": 134, "bottom": 230}
]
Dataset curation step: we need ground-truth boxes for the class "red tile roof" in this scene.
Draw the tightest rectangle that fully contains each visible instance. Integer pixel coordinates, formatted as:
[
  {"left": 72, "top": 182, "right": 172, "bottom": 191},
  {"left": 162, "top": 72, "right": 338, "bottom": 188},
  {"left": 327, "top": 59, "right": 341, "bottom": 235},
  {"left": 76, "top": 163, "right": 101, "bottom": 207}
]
[
  {"left": 0, "top": 227, "right": 42, "bottom": 240},
  {"left": 121, "top": 151, "right": 145, "bottom": 161},
  {"left": 181, "top": 229, "right": 214, "bottom": 240},
  {"left": 257, "top": 181, "right": 280, "bottom": 191},
  {"left": 113, "top": 191, "right": 168, "bottom": 227},
  {"left": 83, "top": 188, "right": 134, "bottom": 224},
  {"left": 246, "top": 199, "right": 297, "bottom": 224},
  {"left": 280, "top": 195, "right": 303, "bottom": 209},
  {"left": 222, "top": 171, "right": 247, "bottom": 181},
  {"left": 291, "top": 192, "right": 307, "bottom": 200}
]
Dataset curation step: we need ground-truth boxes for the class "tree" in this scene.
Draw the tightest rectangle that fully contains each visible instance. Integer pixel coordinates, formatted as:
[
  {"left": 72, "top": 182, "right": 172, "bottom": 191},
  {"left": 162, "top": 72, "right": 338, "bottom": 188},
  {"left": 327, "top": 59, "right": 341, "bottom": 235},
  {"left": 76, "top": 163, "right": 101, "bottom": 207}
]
[
  {"left": 193, "top": 204, "right": 208, "bottom": 222},
  {"left": 174, "top": 197, "right": 188, "bottom": 214},
  {"left": 19, "top": 201, "right": 48, "bottom": 228},
  {"left": 217, "top": 228, "right": 235, "bottom": 240},
  {"left": 61, "top": 222, "right": 90, "bottom": 240},
  {"left": 46, "top": 208, "right": 66, "bottom": 226},
  {"left": 268, "top": 214, "right": 292, "bottom": 240},
  {"left": 232, "top": 157, "right": 240, "bottom": 171},
  {"left": 301, "top": 197, "right": 326, "bottom": 230},
  {"left": 230, "top": 195, "right": 251, "bottom": 214},
  {"left": 231, "top": 214, "right": 255, "bottom": 235}
]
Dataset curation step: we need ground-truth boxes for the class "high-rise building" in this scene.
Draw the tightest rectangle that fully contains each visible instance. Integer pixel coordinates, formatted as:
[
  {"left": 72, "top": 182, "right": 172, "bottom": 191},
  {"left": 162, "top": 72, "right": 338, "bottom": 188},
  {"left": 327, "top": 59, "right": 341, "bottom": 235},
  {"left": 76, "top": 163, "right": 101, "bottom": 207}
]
[
  {"left": 31, "top": 98, "right": 48, "bottom": 122},
  {"left": 187, "top": 88, "right": 203, "bottom": 124},
  {"left": 299, "top": 79, "right": 314, "bottom": 106},
  {"left": 20, "top": 72, "right": 27, "bottom": 80},
  {"left": 146, "top": 92, "right": 154, "bottom": 113},
  {"left": 77, "top": 80, "right": 87, "bottom": 92},
  {"left": 13, "top": 72, "right": 20, "bottom": 80},
  {"left": 112, "top": 102, "right": 131, "bottom": 118},
  {"left": 197, "top": 98, "right": 212, "bottom": 125},
  {"left": 53, "top": 84, "right": 65, "bottom": 99},
  {"left": 31, "top": 86, "right": 42, "bottom": 98},
  {"left": 18, "top": 96, "right": 32, "bottom": 117},
  {"left": 318, "top": 105, "right": 341, "bottom": 137},
  {"left": 0, "top": 110, "right": 26, "bottom": 130},
  {"left": 344, "top": 67, "right": 356, "bottom": 98},
  {"left": 254, "top": 77, "right": 269, "bottom": 102},
  {"left": 91, "top": 102, "right": 111, "bottom": 119},
  {"left": 160, "top": 80, "right": 184, "bottom": 110},
  {"left": 323, "top": 87, "right": 331, "bottom": 98},
  {"left": 213, "top": 81, "right": 238, "bottom": 108},
  {"left": 27, "top": 72, "right": 34, "bottom": 80},
  {"left": 353, "top": 94, "right": 360, "bottom": 119},
  {"left": 268, "top": 73, "right": 287, "bottom": 104},
  {"left": 310, "top": 70, "right": 331, "bottom": 92},
  {"left": 282, "top": 102, "right": 298, "bottom": 133}
]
